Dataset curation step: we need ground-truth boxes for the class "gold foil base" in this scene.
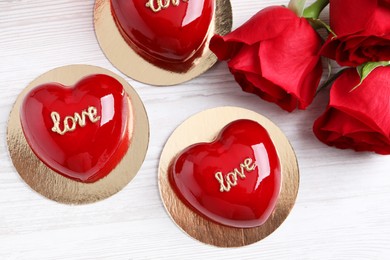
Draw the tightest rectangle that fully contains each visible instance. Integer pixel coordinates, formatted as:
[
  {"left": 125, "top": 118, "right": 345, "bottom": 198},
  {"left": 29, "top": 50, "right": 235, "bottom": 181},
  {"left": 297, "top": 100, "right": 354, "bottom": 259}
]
[
  {"left": 158, "top": 107, "right": 299, "bottom": 247},
  {"left": 94, "top": 0, "right": 233, "bottom": 86},
  {"left": 7, "top": 65, "right": 150, "bottom": 204}
]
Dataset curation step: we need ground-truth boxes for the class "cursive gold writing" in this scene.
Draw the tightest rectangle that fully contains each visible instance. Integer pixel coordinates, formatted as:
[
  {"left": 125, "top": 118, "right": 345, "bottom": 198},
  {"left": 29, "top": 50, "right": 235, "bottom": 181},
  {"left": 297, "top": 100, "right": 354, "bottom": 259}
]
[
  {"left": 215, "top": 158, "right": 256, "bottom": 192},
  {"left": 145, "top": 0, "right": 189, "bottom": 13},
  {"left": 51, "top": 106, "right": 100, "bottom": 135}
]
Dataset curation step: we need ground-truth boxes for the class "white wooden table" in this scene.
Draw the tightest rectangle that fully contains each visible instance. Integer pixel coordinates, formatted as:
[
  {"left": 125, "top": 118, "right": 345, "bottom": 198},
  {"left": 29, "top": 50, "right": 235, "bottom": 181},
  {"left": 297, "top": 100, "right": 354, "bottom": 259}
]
[{"left": 1, "top": 1, "right": 389, "bottom": 259}]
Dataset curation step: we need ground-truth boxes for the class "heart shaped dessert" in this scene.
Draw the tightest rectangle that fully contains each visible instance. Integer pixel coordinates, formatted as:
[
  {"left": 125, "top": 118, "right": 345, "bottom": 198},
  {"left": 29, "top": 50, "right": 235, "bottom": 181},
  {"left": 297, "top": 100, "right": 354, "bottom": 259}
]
[
  {"left": 169, "top": 119, "right": 281, "bottom": 228},
  {"left": 20, "top": 74, "right": 132, "bottom": 183},
  {"left": 110, "top": 0, "right": 215, "bottom": 66}
]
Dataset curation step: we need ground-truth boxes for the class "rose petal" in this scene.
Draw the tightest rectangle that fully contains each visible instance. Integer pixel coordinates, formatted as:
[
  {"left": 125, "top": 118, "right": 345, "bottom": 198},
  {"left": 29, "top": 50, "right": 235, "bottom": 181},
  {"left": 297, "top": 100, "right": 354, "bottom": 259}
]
[
  {"left": 313, "top": 67, "right": 390, "bottom": 154},
  {"left": 227, "top": 44, "right": 261, "bottom": 75},
  {"left": 322, "top": 0, "right": 390, "bottom": 66},
  {"left": 330, "top": 0, "right": 376, "bottom": 36},
  {"left": 330, "top": 68, "right": 390, "bottom": 136},
  {"left": 259, "top": 17, "right": 322, "bottom": 109},
  {"left": 227, "top": 43, "right": 302, "bottom": 111},
  {"left": 210, "top": 6, "right": 297, "bottom": 60},
  {"left": 210, "top": 6, "right": 323, "bottom": 112}
]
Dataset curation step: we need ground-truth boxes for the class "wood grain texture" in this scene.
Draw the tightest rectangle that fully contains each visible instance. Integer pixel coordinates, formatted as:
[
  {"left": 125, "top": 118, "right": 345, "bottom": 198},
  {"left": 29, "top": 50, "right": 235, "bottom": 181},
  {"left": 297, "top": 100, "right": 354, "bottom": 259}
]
[{"left": 0, "top": 1, "right": 389, "bottom": 259}]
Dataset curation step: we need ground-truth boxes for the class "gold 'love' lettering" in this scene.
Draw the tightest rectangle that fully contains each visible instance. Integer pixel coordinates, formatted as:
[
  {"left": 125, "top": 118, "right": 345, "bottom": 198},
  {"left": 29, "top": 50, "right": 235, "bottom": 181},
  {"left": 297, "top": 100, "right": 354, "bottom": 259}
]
[
  {"left": 51, "top": 106, "right": 100, "bottom": 135},
  {"left": 215, "top": 158, "right": 256, "bottom": 192},
  {"left": 145, "top": 0, "right": 189, "bottom": 13}
]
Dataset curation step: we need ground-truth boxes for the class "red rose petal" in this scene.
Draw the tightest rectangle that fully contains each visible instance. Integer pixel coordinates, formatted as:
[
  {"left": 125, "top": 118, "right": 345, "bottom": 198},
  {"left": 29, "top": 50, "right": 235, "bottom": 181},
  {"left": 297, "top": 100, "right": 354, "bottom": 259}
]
[
  {"left": 210, "top": 6, "right": 323, "bottom": 112},
  {"left": 313, "top": 67, "right": 390, "bottom": 154},
  {"left": 210, "top": 6, "right": 296, "bottom": 60}
]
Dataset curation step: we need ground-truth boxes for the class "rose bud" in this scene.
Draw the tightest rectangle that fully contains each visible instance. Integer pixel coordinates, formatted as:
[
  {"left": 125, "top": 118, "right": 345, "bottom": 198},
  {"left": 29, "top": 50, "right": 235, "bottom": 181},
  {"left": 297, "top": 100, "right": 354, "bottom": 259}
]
[
  {"left": 313, "top": 66, "right": 390, "bottom": 155},
  {"left": 210, "top": 6, "right": 323, "bottom": 112},
  {"left": 322, "top": 0, "right": 390, "bottom": 67}
]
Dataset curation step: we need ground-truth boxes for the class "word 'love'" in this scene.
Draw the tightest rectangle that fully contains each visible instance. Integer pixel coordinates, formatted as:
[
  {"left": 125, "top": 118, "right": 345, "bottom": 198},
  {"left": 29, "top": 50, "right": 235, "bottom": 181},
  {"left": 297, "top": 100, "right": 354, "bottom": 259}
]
[
  {"left": 215, "top": 158, "right": 256, "bottom": 192},
  {"left": 51, "top": 106, "right": 100, "bottom": 135},
  {"left": 145, "top": 0, "right": 189, "bottom": 13}
]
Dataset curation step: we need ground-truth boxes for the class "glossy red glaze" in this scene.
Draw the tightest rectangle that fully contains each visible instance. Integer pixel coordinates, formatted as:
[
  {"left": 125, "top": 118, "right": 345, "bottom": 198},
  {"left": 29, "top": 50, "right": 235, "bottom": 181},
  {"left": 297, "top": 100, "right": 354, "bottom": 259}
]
[
  {"left": 111, "top": 0, "right": 214, "bottom": 64},
  {"left": 20, "top": 74, "right": 132, "bottom": 183},
  {"left": 169, "top": 119, "right": 281, "bottom": 228}
]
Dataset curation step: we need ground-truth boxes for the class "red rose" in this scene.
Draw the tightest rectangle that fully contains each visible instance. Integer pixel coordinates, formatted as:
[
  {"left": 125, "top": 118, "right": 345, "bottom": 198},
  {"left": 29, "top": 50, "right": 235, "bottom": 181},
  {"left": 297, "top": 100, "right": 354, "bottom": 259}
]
[
  {"left": 322, "top": 0, "right": 390, "bottom": 67},
  {"left": 313, "top": 67, "right": 390, "bottom": 155},
  {"left": 210, "top": 6, "right": 323, "bottom": 112}
]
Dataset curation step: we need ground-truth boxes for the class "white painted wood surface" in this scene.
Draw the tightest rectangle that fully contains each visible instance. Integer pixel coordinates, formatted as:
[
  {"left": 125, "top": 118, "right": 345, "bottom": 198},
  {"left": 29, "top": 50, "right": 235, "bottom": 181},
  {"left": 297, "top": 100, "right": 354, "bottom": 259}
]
[{"left": 0, "top": 1, "right": 389, "bottom": 259}]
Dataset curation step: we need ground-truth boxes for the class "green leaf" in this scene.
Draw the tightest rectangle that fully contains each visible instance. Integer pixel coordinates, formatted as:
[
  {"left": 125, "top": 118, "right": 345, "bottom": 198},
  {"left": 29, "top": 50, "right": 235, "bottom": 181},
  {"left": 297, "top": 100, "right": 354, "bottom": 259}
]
[
  {"left": 303, "top": 0, "right": 329, "bottom": 19},
  {"left": 351, "top": 61, "right": 390, "bottom": 92},
  {"left": 288, "top": 0, "right": 307, "bottom": 17}
]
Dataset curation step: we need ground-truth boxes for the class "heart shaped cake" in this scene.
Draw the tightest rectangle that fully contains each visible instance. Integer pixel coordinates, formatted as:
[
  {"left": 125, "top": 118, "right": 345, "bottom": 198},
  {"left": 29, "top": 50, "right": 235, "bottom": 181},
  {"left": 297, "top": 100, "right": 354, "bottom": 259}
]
[
  {"left": 20, "top": 74, "right": 132, "bottom": 183},
  {"left": 110, "top": 0, "right": 215, "bottom": 66},
  {"left": 169, "top": 119, "right": 281, "bottom": 228}
]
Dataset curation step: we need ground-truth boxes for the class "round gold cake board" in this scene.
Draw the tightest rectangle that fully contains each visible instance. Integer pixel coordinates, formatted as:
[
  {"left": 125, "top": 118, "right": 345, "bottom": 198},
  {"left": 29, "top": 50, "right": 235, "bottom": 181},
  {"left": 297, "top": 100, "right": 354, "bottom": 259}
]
[
  {"left": 7, "top": 65, "right": 150, "bottom": 205},
  {"left": 94, "top": 0, "right": 232, "bottom": 86},
  {"left": 158, "top": 107, "right": 299, "bottom": 247}
]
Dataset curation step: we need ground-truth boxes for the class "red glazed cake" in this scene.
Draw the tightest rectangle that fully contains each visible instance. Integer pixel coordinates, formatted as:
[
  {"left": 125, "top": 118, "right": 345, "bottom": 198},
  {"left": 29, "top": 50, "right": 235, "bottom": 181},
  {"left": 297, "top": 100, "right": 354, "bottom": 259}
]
[
  {"left": 20, "top": 74, "right": 133, "bottom": 183},
  {"left": 169, "top": 119, "right": 281, "bottom": 228},
  {"left": 111, "top": 0, "right": 215, "bottom": 69}
]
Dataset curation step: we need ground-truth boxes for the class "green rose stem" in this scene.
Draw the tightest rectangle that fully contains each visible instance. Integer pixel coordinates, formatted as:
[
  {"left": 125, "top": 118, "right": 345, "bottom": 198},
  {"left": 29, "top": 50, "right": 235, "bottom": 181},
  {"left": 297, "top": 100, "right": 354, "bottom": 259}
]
[
  {"left": 299, "top": 0, "right": 335, "bottom": 36},
  {"left": 316, "top": 68, "right": 348, "bottom": 94},
  {"left": 303, "top": 0, "right": 329, "bottom": 19},
  {"left": 317, "top": 61, "right": 390, "bottom": 94}
]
